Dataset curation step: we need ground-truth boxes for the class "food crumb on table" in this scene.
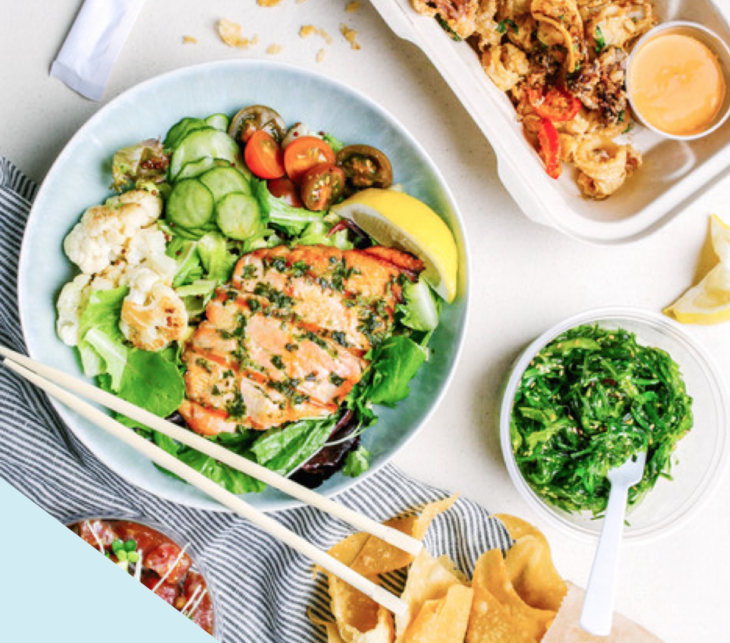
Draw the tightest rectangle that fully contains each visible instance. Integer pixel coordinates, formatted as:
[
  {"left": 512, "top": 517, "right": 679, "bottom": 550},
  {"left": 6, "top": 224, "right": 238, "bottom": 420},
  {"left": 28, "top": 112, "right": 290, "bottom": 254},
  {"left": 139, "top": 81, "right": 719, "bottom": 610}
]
[
  {"left": 257, "top": 0, "right": 282, "bottom": 6},
  {"left": 299, "top": 24, "right": 333, "bottom": 44},
  {"left": 340, "top": 24, "right": 361, "bottom": 50},
  {"left": 267, "top": 44, "right": 284, "bottom": 55},
  {"left": 182, "top": 35, "right": 197, "bottom": 44},
  {"left": 217, "top": 19, "right": 259, "bottom": 49},
  {"left": 316, "top": 48, "right": 326, "bottom": 63},
  {"left": 346, "top": 1, "right": 361, "bottom": 11}
]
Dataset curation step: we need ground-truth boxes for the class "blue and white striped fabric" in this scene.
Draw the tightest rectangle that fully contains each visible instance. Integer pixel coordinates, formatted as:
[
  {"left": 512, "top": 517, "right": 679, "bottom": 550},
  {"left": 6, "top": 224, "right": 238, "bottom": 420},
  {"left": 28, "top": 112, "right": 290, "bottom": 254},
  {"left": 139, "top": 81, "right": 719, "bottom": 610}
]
[{"left": 0, "top": 158, "right": 511, "bottom": 643}]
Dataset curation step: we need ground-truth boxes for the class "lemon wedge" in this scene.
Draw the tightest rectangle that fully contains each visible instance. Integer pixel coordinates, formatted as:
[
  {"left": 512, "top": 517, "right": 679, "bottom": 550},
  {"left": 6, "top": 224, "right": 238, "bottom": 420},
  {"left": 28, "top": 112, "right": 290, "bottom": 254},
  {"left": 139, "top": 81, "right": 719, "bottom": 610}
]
[
  {"left": 710, "top": 213, "right": 730, "bottom": 264},
  {"left": 665, "top": 215, "right": 730, "bottom": 324},
  {"left": 332, "top": 188, "right": 459, "bottom": 302}
]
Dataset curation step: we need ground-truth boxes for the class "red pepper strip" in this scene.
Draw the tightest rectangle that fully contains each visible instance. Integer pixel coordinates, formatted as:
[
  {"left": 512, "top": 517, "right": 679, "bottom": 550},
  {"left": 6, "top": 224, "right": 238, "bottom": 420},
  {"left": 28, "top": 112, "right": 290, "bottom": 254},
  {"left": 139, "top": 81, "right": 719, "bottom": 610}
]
[
  {"left": 537, "top": 117, "right": 562, "bottom": 180},
  {"left": 528, "top": 87, "right": 582, "bottom": 122}
]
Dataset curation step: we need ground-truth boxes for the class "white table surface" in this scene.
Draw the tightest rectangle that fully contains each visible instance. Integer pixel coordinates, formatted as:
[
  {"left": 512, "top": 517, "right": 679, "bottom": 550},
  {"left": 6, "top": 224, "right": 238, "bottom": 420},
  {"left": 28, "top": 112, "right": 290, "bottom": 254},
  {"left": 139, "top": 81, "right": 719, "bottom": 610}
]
[{"left": 2, "top": 1, "right": 728, "bottom": 641}]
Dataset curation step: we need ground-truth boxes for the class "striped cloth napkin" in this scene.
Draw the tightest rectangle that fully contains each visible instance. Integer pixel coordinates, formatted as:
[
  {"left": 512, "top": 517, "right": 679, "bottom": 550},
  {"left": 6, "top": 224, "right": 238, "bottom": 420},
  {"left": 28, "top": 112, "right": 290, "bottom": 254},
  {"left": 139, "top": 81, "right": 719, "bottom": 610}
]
[{"left": 0, "top": 158, "right": 511, "bottom": 642}]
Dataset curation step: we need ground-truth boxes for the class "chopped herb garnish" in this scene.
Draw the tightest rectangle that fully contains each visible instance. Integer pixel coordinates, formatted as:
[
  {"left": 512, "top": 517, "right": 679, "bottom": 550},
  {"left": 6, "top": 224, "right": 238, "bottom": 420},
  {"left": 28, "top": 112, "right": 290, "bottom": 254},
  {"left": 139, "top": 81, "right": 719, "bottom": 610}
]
[
  {"left": 290, "top": 261, "right": 310, "bottom": 278},
  {"left": 196, "top": 358, "right": 212, "bottom": 373},
  {"left": 329, "top": 373, "right": 346, "bottom": 387},
  {"left": 270, "top": 257, "right": 287, "bottom": 272},
  {"left": 436, "top": 14, "right": 462, "bottom": 41},
  {"left": 271, "top": 355, "right": 285, "bottom": 370},
  {"left": 241, "top": 264, "right": 257, "bottom": 279},
  {"left": 226, "top": 389, "right": 247, "bottom": 419},
  {"left": 331, "top": 331, "right": 348, "bottom": 347},
  {"left": 497, "top": 18, "right": 518, "bottom": 35},
  {"left": 253, "top": 282, "right": 294, "bottom": 310},
  {"left": 594, "top": 25, "right": 606, "bottom": 54}
]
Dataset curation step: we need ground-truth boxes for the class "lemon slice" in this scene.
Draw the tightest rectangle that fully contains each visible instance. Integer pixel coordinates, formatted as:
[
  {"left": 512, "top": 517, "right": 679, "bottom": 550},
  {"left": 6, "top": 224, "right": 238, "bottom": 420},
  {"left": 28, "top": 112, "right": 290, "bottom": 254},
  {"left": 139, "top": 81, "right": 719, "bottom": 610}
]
[{"left": 332, "top": 188, "right": 459, "bottom": 302}]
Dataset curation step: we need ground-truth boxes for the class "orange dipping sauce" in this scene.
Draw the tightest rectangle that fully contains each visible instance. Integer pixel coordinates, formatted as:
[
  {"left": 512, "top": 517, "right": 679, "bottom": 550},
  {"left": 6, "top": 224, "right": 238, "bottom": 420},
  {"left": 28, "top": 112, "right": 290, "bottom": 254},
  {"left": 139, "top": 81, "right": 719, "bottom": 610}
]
[{"left": 629, "top": 33, "right": 726, "bottom": 137}]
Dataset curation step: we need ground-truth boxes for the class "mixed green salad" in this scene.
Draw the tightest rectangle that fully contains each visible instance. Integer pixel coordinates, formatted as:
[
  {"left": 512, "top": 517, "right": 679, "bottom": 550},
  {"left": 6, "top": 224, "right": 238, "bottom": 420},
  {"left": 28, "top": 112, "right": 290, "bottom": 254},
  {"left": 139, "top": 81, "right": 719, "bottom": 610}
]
[
  {"left": 510, "top": 324, "right": 693, "bottom": 515},
  {"left": 57, "top": 105, "right": 445, "bottom": 493}
]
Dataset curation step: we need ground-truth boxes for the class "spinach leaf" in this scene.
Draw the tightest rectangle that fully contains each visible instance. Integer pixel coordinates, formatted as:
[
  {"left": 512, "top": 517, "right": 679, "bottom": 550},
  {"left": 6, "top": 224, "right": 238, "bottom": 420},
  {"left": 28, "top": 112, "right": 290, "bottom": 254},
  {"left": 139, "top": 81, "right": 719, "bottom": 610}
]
[{"left": 116, "top": 348, "right": 186, "bottom": 418}]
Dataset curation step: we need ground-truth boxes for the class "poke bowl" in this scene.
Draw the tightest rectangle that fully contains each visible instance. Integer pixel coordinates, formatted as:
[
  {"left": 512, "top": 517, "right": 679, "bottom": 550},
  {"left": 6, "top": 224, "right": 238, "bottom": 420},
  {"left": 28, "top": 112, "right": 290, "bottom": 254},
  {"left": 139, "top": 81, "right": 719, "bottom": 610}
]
[
  {"left": 67, "top": 516, "right": 218, "bottom": 636},
  {"left": 499, "top": 307, "right": 728, "bottom": 543},
  {"left": 18, "top": 60, "right": 470, "bottom": 511}
]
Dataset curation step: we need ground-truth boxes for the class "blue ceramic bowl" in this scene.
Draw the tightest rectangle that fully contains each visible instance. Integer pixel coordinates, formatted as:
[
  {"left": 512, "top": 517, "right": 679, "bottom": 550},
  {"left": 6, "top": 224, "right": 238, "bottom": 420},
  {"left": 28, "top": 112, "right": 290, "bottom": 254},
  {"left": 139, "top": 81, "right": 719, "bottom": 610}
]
[{"left": 19, "top": 60, "right": 470, "bottom": 511}]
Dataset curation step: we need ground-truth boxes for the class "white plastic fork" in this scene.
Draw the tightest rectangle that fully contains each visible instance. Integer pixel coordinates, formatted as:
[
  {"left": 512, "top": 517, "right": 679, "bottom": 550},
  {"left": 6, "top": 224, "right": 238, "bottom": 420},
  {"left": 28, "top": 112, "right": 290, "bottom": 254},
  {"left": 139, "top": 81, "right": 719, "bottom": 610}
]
[{"left": 580, "top": 450, "right": 647, "bottom": 636}]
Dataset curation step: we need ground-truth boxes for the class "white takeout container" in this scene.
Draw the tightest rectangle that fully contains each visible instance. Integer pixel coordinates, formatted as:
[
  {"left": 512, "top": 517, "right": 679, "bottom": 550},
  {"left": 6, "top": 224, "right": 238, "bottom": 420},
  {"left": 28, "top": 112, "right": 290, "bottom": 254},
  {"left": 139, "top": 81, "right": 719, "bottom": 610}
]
[{"left": 370, "top": 0, "right": 730, "bottom": 244}]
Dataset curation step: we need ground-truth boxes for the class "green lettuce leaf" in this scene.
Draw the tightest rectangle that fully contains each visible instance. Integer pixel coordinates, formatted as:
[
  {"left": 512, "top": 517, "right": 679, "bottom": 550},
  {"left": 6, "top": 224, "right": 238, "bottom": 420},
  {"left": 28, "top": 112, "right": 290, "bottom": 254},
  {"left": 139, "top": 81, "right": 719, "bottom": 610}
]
[
  {"left": 343, "top": 446, "right": 371, "bottom": 477},
  {"left": 77, "top": 287, "right": 128, "bottom": 378},
  {"left": 368, "top": 335, "right": 428, "bottom": 407},
  {"left": 251, "top": 416, "right": 336, "bottom": 475},
  {"left": 176, "top": 448, "right": 266, "bottom": 494}
]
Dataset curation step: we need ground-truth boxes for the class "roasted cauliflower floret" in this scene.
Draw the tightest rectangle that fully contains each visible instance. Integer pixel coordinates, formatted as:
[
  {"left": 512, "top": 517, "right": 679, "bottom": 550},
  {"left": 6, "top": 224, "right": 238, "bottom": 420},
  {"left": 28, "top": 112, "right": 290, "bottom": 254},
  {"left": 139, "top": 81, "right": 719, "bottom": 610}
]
[
  {"left": 63, "top": 189, "right": 163, "bottom": 275},
  {"left": 56, "top": 274, "right": 93, "bottom": 346},
  {"left": 119, "top": 267, "right": 188, "bottom": 352}
]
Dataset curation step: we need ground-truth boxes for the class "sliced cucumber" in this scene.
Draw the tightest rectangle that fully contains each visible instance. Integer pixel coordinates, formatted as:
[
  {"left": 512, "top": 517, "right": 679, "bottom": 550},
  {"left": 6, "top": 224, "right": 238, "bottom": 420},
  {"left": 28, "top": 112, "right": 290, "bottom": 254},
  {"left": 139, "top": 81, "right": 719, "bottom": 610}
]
[
  {"left": 205, "top": 113, "right": 230, "bottom": 131},
  {"left": 215, "top": 192, "right": 262, "bottom": 240},
  {"left": 176, "top": 157, "right": 219, "bottom": 181},
  {"left": 167, "top": 178, "right": 215, "bottom": 229},
  {"left": 200, "top": 165, "right": 252, "bottom": 201},
  {"left": 164, "top": 117, "right": 208, "bottom": 150},
  {"left": 168, "top": 129, "right": 244, "bottom": 180}
]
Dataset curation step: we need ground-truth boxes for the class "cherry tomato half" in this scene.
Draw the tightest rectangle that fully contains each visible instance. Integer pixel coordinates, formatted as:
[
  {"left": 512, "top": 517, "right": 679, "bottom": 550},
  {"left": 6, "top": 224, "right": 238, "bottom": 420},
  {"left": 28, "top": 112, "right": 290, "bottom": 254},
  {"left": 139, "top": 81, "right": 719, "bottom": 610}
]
[
  {"left": 245, "top": 130, "right": 286, "bottom": 179},
  {"left": 283, "top": 136, "right": 336, "bottom": 184},
  {"left": 527, "top": 87, "right": 582, "bottom": 122},
  {"left": 228, "top": 105, "right": 286, "bottom": 144},
  {"left": 267, "top": 176, "right": 304, "bottom": 207},
  {"left": 335, "top": 144, "right": 393, "bottom": 189},
  {"left": 300, "top": 163, "right": 345, "bottom": 211}
]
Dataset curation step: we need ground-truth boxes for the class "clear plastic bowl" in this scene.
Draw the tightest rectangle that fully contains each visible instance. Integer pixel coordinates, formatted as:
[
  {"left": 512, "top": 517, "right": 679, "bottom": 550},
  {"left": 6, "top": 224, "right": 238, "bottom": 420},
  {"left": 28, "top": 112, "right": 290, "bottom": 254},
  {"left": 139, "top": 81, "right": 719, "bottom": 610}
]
[
  {"left": 499, "top": 307, "right": 728, "bottom": 543},
  {"left": 65, "top": 515, "right": 220, "bottom": 637}
]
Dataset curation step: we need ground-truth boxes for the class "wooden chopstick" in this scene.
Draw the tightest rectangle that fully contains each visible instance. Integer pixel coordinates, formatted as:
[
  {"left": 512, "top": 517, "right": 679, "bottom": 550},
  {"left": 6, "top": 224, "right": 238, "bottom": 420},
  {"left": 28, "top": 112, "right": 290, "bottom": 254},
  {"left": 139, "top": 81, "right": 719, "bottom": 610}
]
[
  {"left": 2, "top": 357, "right": 408, "bottom": 616},
  {"left": 0, "top": 346, "right": 421, "bottom": 557}
]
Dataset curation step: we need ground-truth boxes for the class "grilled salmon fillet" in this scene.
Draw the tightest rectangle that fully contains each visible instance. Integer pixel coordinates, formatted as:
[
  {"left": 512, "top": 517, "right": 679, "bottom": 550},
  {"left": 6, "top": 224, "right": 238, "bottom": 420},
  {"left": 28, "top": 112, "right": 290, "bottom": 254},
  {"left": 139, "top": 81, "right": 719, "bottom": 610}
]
[{"left": 179, "top": 245, "right": 424, "bottom": 435}]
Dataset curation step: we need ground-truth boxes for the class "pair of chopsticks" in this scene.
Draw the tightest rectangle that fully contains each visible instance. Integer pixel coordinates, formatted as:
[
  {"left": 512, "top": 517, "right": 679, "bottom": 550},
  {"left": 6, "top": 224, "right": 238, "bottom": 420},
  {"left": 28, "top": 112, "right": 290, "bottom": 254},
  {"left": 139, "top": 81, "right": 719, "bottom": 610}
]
[{"left": 0, "top": 346, "right": 418, "bottom": 615}]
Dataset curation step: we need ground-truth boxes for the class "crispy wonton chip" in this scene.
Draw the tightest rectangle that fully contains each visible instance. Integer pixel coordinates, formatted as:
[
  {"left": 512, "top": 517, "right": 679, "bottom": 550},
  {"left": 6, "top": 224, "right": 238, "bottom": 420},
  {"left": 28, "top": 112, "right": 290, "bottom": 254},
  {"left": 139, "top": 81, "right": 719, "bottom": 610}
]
[
  {"left": 395, "top": 549, "right": 467, "bottom": 641},
  {"left": 496, "top": 514, "right": 568, "bottom": 611},
  {"left": 350, "top": 495, "right": 458, "bottom": 577},
  {"left": 504, "top": 535, "right": 567, "bottom": 612},
  {"left": 310, "top": 608, "right": 394, "bottom": 643},
  {"left": 403, "top": 584, "right": 473, "bottom": 643},
  {"left": 467, "top": 577, "right": 536, "bottom": 643},
  {"left": 530, "top": 0, "right": 585, "bottom": 71},
  {"left": 471, "top": 549, "right": 555, "bottom": 641}
]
